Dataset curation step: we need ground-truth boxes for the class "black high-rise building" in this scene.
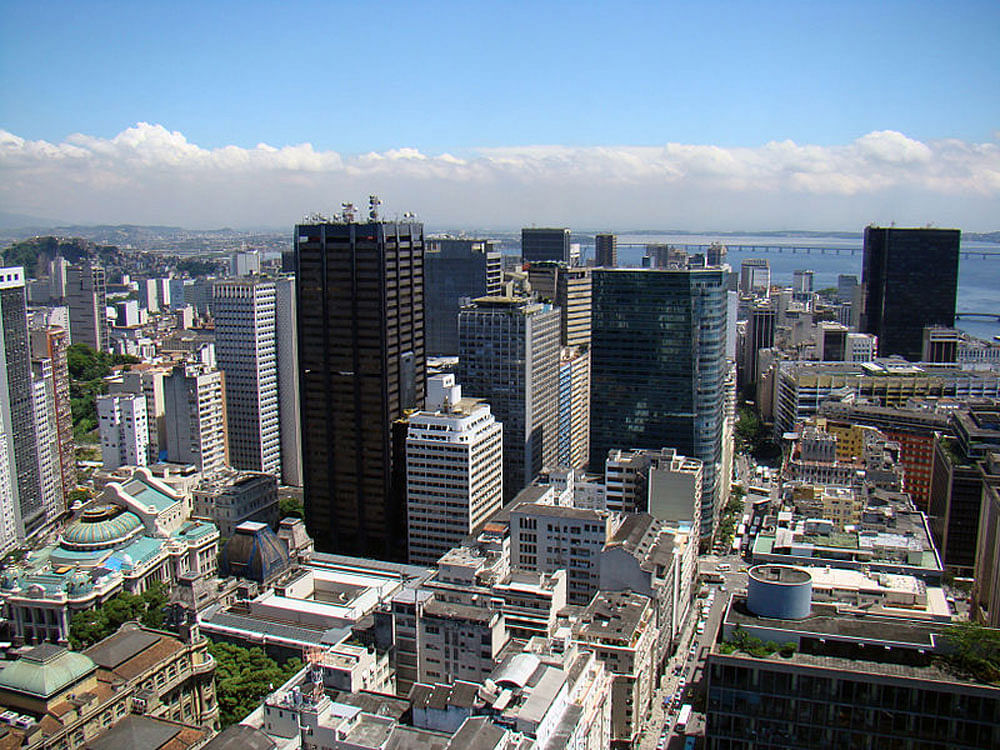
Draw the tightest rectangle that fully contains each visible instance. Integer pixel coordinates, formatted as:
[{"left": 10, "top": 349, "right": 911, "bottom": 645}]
[
  {"left": 424, "top": 238, "right": 502, "bottom": 356},
  {"left": 294, "top": 219, "right": 424, "bottom": 561},
  {"left": 861, "top": 227, "right": 960, "bottom": 361},
  {"left": 522, "top": 228, "right": 572, "bottom": 264},
  {"left": 594, "top": 233, "right": 617, "bottom": 267}
]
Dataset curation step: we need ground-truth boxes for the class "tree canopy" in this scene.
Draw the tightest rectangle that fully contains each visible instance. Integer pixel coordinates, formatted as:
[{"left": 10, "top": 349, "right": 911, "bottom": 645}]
[
  {"left": 66, "top": 343, "right": 139, "bottom": 439},
  {"left": 941, "top": 622, "right": 1000, "bottom": 684},
  {"left": 69, "top": 581, "right": 169, "bottom": 649},
  {"left": 208, "top": 640, "right": 302, "bottom": 727}
]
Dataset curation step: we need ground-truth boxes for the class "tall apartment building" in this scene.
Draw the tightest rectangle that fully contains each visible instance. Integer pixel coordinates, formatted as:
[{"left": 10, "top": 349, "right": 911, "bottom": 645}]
[
  {"left": 65, "top": 260, "right": 108, "bottom": 351},
  {"left": 138, "top": 278, "right": 159, "bottom": 313},
  {"left": 163, "top": 363, "right": 229, "bottom": 476},
  {"left": 527, "top": 262, "right": 592, "bottom": 347},
  {"left": 458, "top": 297, "right": 560, "bottom": 500},
  {"left": 861, "top": 226, "right": 960, "bottom": 361},
  {"left": 424, "top": 238, "right": 502, "bottom": 356},
  {"left": 742, "top": 301, "right": 775, "bottom": 389},
  {"left": 595, "top": 233, "right": 617, "bottom": 267},
  {"left": 522, "top": 227, "right": 573, "bottom": 264},
  {"left": 294, "top": 218, "right": 424, "bottom": 560},
  {"left": 214, "top": 278, "right": 281, "bottom": 475},
  {"left": 604, "top": 447, "right": 703, "bottom": 528},
  {"left": 96, "top": 393, "right": 149, "bottom": 470},
  {"left": 108, "top": 369, "right": 167, "bottom": 464},
  {"left": 274, "top": 276, "right": 302, "bottom": 486},
  {"left": 509, "top": 502, "right": 615, "bottom": 604},
  {"left": 30, "top": 359, "right": 62, "bottom": 527},
  {"left": 405, "top": 375, "right": 503, "bottom": 565},
  {"left": 558, "top": 347, "right": 591, "bottom": 469},
  {"left": 1, "top": 267, "right": 43, "bottom": 540},
  {"left": 590, "top": 269, "right": 728, "bottom": 537},
  {"left": 29, "top": 327, "right": 75, "bottom": 500}
]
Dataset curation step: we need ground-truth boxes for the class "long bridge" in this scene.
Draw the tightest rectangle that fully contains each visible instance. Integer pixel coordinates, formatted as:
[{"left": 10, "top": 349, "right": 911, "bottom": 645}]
[
  {"left": 618, "top": 243, "right": 1000, "bottom": 260},
  {"left": 955, "top": 312, "right": 1000, "bottom": 321}
]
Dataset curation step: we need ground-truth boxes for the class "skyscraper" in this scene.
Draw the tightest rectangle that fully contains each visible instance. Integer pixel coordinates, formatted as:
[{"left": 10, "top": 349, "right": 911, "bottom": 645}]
[
  {"left": 424, "top": 238, "right": 502, "bottom": 356},
  {"left": 214, "top": 278, "right": 282, "bottom": 475},
  {"left": 66, "top": 261, "right": 108, "bottom": 351},
  {"left": 861, "top": 226, "right": 960, "bottom": 361},
  {"left": 739, "top": 258, "right": 770, "bottom": 296},
  {"left": 274, "top": 276, "right": 302, "bottom": 487},
  {"left": 522, "top": 228, "right": 572, "bottom": 264},
  {"left": 526, "top": 262, "right": 592, "bottom": 347},
  {"left": 459, "top": 297, "right": 560, "bottom": 500},
  {"left": 590, "top": 268, "right": 728, "bottom": 538},
  {"left": 1, "top": 267, "right": 44, "bottom": 540},
  {"left": 405, "top": 374, "right": 503, "bottom": 565},
  {"left": 30, "top": 327, "right": 75, "bottom": 499},
  {"left": 163, "top": 363, "right": 229, "bottom": 476},
  {"left": 96, "top": 393, "right": 149, "bottom": 470},
  {"left": 294, "top": 217, "right": 424, "bottom": 560},
  {"left": 595, "top": 233, "right": 617, "bottom": 267}
]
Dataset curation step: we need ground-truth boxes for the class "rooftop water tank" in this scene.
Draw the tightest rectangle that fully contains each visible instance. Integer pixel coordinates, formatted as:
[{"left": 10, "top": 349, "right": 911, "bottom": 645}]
[{"left": 747, "top": 564, "right": 812, "bottom": 620}]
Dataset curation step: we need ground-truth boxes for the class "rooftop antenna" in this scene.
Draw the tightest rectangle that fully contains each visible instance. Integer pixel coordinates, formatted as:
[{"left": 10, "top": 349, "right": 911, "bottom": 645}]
[
  {"left": 341, "top": 202, "right": 356, "bottom": 223},
  {"left": 369, "top": 194, "right": 381, "bottom": 221}
]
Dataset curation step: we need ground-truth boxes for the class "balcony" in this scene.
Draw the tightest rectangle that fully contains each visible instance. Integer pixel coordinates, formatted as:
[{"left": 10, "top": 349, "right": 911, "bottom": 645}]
[{"left": 191, "top": 653, "right": 215, "bottom": 676}]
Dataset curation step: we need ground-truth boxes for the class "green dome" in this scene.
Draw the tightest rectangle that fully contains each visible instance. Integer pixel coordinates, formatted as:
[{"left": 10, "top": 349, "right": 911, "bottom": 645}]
[
  {"left": 0, "top": 644, "right": 95, "bottom": 698},
  {"left": 61, "top": 505, "right": 144, "bottom": 550}
]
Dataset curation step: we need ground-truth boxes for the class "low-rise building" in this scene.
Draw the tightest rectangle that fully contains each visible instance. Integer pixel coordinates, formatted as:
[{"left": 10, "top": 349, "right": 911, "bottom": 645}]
[{"left": 192, "top": 470, "right": 278, "bottom": 539}]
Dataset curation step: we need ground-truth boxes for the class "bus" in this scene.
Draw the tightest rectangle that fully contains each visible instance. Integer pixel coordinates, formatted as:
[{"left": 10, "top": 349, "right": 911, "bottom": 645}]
[
  {"left": 676, "top": 704, "right": 693, "bottom": 732},
  {"left": 731, "top": 535, "right": 742, "bottom": 555}
]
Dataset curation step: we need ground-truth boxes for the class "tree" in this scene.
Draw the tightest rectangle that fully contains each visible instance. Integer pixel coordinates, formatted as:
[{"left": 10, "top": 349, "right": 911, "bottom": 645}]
[
  {"left": 68, "top": 581, "right": 172, "bottom": 649},
  {"left": 941, "top": 622, "right": 1000, "bottom": 683},
  {"left": 279, "top": 495, "right": 304, "bottom": 520},
  {"left": 66, "top": 344, "right": 139, "bottom": 439},
  {"left": 208, "top": 640, "right": 302, "bottom": 727}
]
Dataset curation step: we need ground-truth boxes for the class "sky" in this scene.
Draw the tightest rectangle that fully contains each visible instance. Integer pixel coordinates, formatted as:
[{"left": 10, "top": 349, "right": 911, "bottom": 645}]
[{"left": 1, "top": 0, "right": 998, "bottom": 231}]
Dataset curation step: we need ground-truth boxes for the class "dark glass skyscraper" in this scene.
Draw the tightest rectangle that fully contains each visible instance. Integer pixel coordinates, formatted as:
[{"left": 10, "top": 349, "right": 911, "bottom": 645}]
[
  {"left": 294, "top": 220, "right": 424, "bottom": 560},
  {"left": 595, "top": 233, "right": 617, "bottom": 267},
  {"left": 589, "top": 268, "right": 728, "bottom": 537},
  {"left": 424, "top": 238, "right": 502, "bottom": 356},
  {"left": 522, "top": 228, "right": 571, "bottom": 264},
  {"left": 861, "top": 226, "right": 960, "bottom": 361}
]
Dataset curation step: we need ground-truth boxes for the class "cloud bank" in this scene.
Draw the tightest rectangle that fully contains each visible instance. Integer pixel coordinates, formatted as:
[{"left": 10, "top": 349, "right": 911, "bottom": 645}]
[{"left": 1, "top": 123, "right": 998, "bottom": 230}]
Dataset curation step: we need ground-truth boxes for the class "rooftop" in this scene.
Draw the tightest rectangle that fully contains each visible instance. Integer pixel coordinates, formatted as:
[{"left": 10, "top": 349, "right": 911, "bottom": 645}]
[{"left": 0, "top": 644, "right": 96, "bottom": 698}]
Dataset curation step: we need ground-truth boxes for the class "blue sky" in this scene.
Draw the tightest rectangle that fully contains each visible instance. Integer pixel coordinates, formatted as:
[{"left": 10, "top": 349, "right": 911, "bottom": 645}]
[{"left": 1, "top": 1, "right": 998, "bottom": 229}]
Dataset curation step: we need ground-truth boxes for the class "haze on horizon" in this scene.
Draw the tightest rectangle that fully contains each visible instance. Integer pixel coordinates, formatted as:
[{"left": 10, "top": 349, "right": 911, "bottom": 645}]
[{"left": 1, "top": 1, "right": 998, "bottom": 232}]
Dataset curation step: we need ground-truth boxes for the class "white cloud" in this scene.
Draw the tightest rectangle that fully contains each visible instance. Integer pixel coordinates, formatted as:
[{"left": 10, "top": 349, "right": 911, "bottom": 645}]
[{"left": 0, "top": 123, "right": 997, "bottom": 230}]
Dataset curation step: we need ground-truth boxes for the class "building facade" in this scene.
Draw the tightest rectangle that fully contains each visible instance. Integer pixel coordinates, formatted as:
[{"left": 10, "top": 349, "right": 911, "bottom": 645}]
[
  {"left": 163, "top": 363, "right": 229, "bottom": 476},
  {"left": 294, "top": 219, "right": 424, "bottom": 560},
  {"left": 96, "top": 393, "right": 149, "bottom": 470},
  {"left": 424, "top": 238, "right": 502, "bottom": 356},
  {"left": 861, "top": 226, "right": 960, "bottom": 361},
  {"left": 65, "top": 260, "right": 109, "bottom": 351},
  {"left": 595, "top": 233, "right": 617, "bottom": 267},
  {"left": 522, "top": 227, "right": 572, "bottom": 264}
]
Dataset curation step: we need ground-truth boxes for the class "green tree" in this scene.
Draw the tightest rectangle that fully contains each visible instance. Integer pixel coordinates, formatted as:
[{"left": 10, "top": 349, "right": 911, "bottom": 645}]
[
  {"left": 208, "top": 640, "right": 302, "bottom": 727},
  {"left": 942, "top": 622, "right": 1000, "bottom": 683},
  {"left": 68, "top": 581, "right": 172, "bottom": 649},
  {"left": 66, "top": 344, "right": 139, "bottom": 438},
  {"left": 279, "top": 495, "right": 304, "bottom": 519}
]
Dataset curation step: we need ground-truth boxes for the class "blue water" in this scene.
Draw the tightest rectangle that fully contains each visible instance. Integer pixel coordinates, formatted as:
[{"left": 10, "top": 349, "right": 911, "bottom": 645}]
[{"left": 605, "top": 234, "right": 1000, "bottom": 342}]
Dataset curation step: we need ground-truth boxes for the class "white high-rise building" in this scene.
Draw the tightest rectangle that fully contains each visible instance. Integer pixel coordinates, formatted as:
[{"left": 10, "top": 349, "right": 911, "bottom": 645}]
[
  {"left": 214, "top": 278, "right": 281, "bottom": 476},
  {"left": 108, "top": 369, "right": 167, "bottom": 464},
  {"left": 275, "top": 276, "right": 302, "bottom": 486},
  {"left": 96, "top": 393, "right": 149, "bottom": 470},
  {"left": 163, "top": 363, "right": 229, "bottom": 476},
  {"left": 31, "top": 359, "right": 62, "bottom": 525},
  {"left": 406, "top": 374, "right": 503, "bottom": 565}
]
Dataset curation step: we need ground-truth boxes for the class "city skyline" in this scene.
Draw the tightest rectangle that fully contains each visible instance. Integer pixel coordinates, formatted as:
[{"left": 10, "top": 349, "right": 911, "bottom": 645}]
[{"left": 1, "top": 2, "right": 999, "bottom": 230}]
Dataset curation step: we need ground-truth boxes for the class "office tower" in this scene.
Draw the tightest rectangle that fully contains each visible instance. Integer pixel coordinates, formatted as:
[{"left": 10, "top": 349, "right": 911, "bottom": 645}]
[
  {"left": 214, "top": 278, "right": 281, "bottom": 475},
  {"left": 739, "top": 258, "right": 770, "bottom": 296},
  {"left": 742, "top": 301, "right": 776, "bottom": 389},
  {"left": 405, "top": 374, "right": 503, "bottom": 565},
  {"left": 168, "top": 278, "right": 188, "bottom": 310},
  {"left": 31, "top": 359, "right": 62, "bottom": 526},
  {"left": 424, "top": 238, "right": 502, "bottom": 356},
  {"left": 922, "top": 326, "right": 961, "bottom": 363},
  {"left": 837, "top": 273, "right": 858, "bottom": 302},
  {"left": 96, "top": 393, "right": 149, "bottom": 470},
  {"left": 526, "top": 262, "right": 592, "bottom": 347},
  {"left": 590, "top": 269, "right": 728, "bottom": 538},
  {"left": 163, "top": 362, "right": 229, "bottom": 476},
  {"left": 294, "top": 217, "right": 424, "bottom": 560},
  {"left": 65, "top": 261, "right": 108, "bottom": 351},
  {"left": 29, "top": 327, "right": 75, "bottom": 499},
  {"left": 558, "top": 347, "right": 590, "bottom": 469},
  {"left": 522, "top": 228, "right": 572, "bottom": 264},
  {"left": 154, "top": 277, "right": 171, "bottom": 310},
  {"left": 974, "top": 452, "right": 1000, "bottom": 626},
  {"left": 726, "top": 291, "right": 739, "bottom": 361},
  {"left": 595, "top": 233, "right": 617, "bottom": 267},
  {"left": 108, "top": 369, "right": 166, "bottom": 464},
  {"left": 49, "top": 257, "right": 69, "bottom": 301},
  {"left": 792, "top": 268, "right": 814, "bottom": 295},
  {"left": 274, "top": 276, "right": 302, "bottom": 486},
  {"left": 114, "top": 299, "right": 141, "bottom": 328},
  {"left": 138, "top": 278, "right": 159, "bottom": 313},
  {"left": 817, "top": 322, "right": 849, "bottom": 361},
  {"left": 644, "top": 244, "right": 688, "bottom": 269},
  {"left": 0, "top": 267, "right": 44, "bottom": 538},
  {"left": 861, "top": 226, "right": 960, "bottom": 361},
  {"left": 706, "top": 242, "right": 727, "bottom": 267},
  {"left": 230, "top": 250, "right": 261, "bottom": 277},
  {"left": 459, "top": 297, "right": 560, "bottom": 500}
]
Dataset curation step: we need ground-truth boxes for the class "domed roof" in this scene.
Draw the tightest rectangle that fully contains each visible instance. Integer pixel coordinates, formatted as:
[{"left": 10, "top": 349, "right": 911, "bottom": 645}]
[
  {"left": 0, "top": 644, "right": 95, "bottom": 698},
  {"left": 61, "top": 505, "right": 144, "bottom": 550}
]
